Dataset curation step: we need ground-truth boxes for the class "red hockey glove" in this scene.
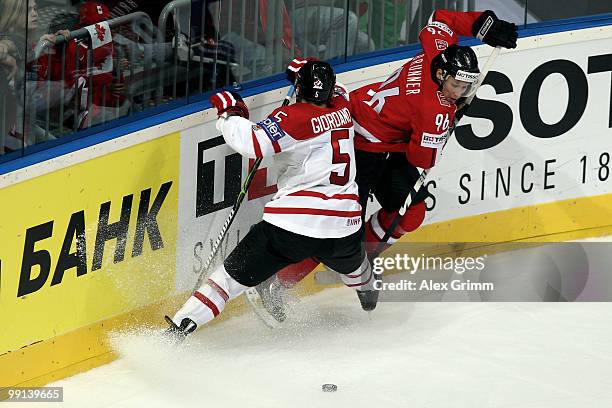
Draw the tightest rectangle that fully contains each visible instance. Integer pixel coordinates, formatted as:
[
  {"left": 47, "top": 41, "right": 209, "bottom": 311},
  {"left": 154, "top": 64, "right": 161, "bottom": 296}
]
[
  {"left": 472, "top": 10, "right": 518, "bottom": 49},
  {"left": 210, "top": 90, "right": 249, "bottom": 119},
  {"left": 286, "top": 57, "right": 319, "bottom": 84}
]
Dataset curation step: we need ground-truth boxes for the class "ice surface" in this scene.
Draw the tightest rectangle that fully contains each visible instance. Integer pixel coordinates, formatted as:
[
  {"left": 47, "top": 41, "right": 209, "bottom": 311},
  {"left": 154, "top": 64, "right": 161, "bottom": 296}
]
[{"left": 13, "top": 289, "right": 612, "bottom": 408}]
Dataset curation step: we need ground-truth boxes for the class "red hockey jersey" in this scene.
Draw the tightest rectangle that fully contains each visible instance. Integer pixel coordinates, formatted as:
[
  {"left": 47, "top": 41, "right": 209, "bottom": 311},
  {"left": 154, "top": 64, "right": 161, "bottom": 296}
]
[
  {"left": 350, "top": 9, "right": 482, "bottom": 169},
  {"left": 216, "top": 94, "right": 362, "bottom": 239}
]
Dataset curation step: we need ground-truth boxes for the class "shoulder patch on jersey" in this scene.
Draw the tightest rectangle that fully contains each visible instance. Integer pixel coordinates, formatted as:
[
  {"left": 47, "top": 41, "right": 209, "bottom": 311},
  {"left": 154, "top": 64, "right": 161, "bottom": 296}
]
[
  {"left": 436, "top": 91, "right": 452, "bottom": 107},
  {"left": 333, "top": 83, "right": 349, "bottom": 101},
  {"left": 428, "top": 21, "right": 454, "bottom": 37},
  {"left": 435, "top": 38, "right": 449, "bottom": 51},
  {"left": 258, "top": 117, "right": 287, "bottom": 143}
]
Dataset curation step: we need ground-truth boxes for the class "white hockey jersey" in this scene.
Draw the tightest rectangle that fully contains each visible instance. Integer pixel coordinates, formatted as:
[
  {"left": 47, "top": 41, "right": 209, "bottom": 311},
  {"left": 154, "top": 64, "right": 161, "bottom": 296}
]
[{"left": 216, "top": 95, "right": 362, "bottom": 239}]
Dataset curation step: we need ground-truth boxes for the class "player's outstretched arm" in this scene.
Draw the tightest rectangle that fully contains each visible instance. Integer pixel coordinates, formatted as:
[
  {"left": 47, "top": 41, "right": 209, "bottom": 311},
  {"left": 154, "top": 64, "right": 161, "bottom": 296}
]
[
  {"left": 422, "top": 10, "right": 517, "bottom": 55},
  {"left": 210, "top": 90, "right": 261, "bottom": 158},
  {"left": 211, "top": 90, "right": 298, "bottom": 159}
]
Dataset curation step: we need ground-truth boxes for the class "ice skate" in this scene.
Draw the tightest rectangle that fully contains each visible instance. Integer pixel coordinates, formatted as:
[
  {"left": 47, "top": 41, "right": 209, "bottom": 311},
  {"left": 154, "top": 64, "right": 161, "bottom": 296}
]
[
  {"left": 258, "top": 276, "right": 287, "bottom": 322},
  {"left": 164, "top": 315, "right": 197, "bottom": 342},
  {"left": 356, "top": 288, "right": 379, "bottom": 312}
]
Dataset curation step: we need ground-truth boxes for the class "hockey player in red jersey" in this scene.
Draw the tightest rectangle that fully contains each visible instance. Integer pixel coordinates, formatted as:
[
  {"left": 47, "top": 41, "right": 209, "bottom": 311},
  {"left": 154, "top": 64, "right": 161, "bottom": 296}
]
[
  {"left": 255, "top": 9, "right": 518, "bottom": 317},
  {"left": 166, "top": 61, "right": 376, "bottom": 339},
  {"left": 351, "top": 9, "right": 517, "bottom": 253}
]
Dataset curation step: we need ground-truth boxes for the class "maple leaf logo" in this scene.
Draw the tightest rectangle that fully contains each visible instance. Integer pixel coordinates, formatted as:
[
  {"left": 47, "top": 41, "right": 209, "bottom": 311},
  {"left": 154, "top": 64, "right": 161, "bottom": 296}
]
[{"left": 94, "top": 23, "right": 106, "bottom": 41}]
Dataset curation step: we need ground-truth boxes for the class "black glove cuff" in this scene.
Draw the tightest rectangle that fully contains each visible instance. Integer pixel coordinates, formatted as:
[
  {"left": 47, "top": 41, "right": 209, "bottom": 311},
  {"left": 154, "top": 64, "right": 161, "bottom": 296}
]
[{"left": 472, "top": 10, "right": 497, "bottom": 40}]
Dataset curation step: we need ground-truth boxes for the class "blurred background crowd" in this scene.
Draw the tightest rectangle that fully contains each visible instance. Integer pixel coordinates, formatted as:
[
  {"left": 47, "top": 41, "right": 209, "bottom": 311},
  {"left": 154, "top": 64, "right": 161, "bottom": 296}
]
[{"left": 1, "top": 0, "right": 610, "bottom": 160}]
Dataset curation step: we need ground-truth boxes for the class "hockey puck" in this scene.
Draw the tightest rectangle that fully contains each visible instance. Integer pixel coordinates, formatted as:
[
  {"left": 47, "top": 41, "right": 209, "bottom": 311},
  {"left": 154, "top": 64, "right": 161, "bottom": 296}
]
[{"left": 322, "top": 383, "right": 338, "bottom": 392}]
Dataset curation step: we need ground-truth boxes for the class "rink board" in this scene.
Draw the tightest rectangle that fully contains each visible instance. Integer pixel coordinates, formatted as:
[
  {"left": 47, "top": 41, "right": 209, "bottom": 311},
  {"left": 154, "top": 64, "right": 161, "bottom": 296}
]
[
  {"left": 1, "top": 22, "right": 612, "bottom": 390},
  {"left": 0, "top": 133, "right": 180, "bottom": 351}
]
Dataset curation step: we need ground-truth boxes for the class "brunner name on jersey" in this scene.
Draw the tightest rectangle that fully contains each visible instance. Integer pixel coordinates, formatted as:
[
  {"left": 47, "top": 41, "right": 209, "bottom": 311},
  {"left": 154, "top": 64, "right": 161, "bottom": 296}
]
[{"left": 405, "top": 55, "right": 424, "bottom": 95}]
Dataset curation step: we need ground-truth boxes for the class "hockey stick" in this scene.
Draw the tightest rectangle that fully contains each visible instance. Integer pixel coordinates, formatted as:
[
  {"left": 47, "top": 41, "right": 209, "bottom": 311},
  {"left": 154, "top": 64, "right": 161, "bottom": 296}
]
[
  {"left": 374, "top": 46, "right": 502, "bottom": 256},
  {"left": 192, "top": 85, "right": 296, "bottom": 292}
]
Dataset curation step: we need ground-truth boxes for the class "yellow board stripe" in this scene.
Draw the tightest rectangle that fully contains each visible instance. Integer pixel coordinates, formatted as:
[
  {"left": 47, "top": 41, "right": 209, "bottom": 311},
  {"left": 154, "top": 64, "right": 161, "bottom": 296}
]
[
  {"left": 407, "top": 194, "right": 612, "bottom": 243},
  {"left": 0, "top": 294, "right": 249, "bottom": 395}
]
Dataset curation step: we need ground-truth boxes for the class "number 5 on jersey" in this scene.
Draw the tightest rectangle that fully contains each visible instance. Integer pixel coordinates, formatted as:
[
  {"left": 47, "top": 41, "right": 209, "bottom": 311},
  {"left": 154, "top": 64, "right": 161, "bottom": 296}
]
[{"left": 330, "top": 129, "right": 351, "bottom": 186}]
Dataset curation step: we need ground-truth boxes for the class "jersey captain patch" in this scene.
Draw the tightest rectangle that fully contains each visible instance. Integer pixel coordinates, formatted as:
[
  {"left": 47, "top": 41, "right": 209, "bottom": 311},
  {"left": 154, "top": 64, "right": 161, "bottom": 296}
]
[{"left": 258, "top": 117, "right": 286, "bottom": 142}]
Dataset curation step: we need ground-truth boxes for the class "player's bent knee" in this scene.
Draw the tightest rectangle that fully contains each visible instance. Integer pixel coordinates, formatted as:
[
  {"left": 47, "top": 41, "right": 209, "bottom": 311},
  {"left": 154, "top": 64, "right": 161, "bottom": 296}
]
[
  {"left": 365, "top": 201, "right": 426, "bottom": 250},
  {"left": 398, "top": 200, "right": 426, "bottom": 233}
]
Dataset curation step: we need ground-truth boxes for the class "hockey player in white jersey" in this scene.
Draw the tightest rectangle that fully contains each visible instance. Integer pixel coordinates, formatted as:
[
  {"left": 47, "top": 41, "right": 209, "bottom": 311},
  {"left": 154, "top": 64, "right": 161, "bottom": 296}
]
[{"left": 166, "top": 61, "right": 376, "bottom": 339}]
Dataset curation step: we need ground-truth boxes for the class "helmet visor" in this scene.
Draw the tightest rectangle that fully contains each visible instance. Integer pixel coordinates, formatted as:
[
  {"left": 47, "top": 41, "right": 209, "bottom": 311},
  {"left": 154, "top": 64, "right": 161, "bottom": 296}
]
[{"left": 451, "top": 69, "right": 480, "bottom": 98}]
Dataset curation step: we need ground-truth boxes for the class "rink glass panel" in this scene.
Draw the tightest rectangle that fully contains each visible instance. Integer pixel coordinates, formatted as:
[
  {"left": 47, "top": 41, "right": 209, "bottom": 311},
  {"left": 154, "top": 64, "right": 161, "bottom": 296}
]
[
  {"left": 4, "top": 0, "right": 611, "bottom": 164},
  {"left": 0, "top": 0, "right": 28, "bottom": 160}
]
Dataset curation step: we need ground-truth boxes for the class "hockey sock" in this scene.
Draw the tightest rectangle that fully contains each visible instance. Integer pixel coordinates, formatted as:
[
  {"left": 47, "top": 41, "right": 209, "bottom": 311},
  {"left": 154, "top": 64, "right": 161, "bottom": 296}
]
[
  {"left": 365, "top": 201, "right": 426, "bottom": 257},
  {"left": 171, "top": 266, "right": 249, "bottom": 328},
  {"left": 276, "top": 257, "right": 320, "bottom": 287},
  {"left": 339, "top": 256, "right": 375, "bottom": 292}
]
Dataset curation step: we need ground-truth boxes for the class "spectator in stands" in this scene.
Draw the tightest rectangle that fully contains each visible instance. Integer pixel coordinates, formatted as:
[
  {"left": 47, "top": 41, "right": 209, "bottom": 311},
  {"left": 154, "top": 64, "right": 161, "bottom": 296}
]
[
  {"left": 358, "top": 0, "right": 410, "bottom": 49},
  {"left": 0, "top": 0, "right": 26, "bottom": 153},
  {"left": 356, "top": 0, "right": 438, "bottom": 49},
  {"left": 0, "top": 0, "right": 111, "bottom": 148},
  {"left": 57, "top": 1, "right": 129, "bottom": 128},
  {"left": 1, "top": 36, "right": 18, "bottom": 154},
  {"left": 20, "top": 0, "right": 75, "bottom": 143},
  {"left": 216, "top": 0, "right": 298, "bottom": 82},
  {"left": 289, "top": 0, "right": 373, "bottom": 59},
  {"left": 0, "top": 39, "right": 19, "bottom": 85},
  {"left": 0, "top": 0, "right": 59, "bottom": 148},
  {"left": 92, "top": 0, "right": 223, "bottom": 103},
  {"left": 0, "top": 59, "right": 17, "bottom": 155},
  {"left": 180, "top": 0, "right": 237, "bottom": 90}
]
